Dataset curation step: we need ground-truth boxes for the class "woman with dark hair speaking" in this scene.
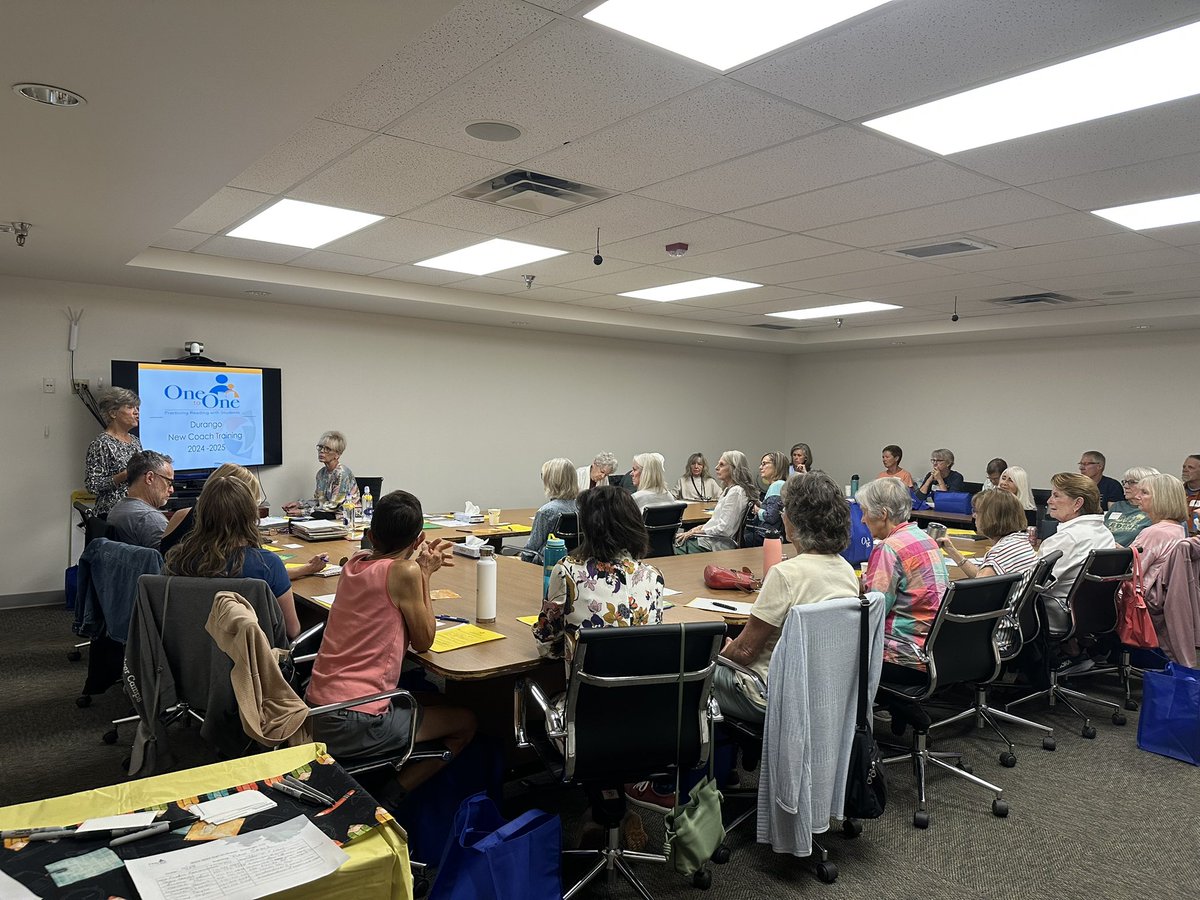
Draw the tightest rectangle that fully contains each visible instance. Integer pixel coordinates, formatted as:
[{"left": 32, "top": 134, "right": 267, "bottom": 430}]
[{"left": 532, "top": 486, "right": 665, "bottom": 663}]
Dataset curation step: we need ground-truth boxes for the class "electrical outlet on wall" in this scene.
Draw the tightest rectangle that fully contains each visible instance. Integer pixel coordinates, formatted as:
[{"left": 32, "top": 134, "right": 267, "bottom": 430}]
[
  {"left": 42, "top": 377, "right": 55, "bottom": 393},
  {"left": 72, "top": 379, "right": 88, "bottom": 394}
]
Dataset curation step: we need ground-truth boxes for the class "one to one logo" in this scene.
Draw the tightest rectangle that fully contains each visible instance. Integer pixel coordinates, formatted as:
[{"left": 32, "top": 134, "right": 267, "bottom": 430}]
[
  {"left": 209, "top": 374, "right": 240, "bottom": 398},
  {"left": 163, "top": 373, "right": 242, "bottom": 409}
]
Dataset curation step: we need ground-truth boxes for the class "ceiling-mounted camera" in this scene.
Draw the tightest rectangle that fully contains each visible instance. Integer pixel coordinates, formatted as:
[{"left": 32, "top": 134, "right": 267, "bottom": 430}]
[{"left": 183, "top": 340, "right": 205, "bottom": 356}]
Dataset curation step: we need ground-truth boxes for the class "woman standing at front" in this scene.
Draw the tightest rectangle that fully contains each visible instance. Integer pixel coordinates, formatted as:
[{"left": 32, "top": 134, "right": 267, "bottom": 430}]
[
  {"left": 675, "top": 451, "right": 757, "bottom": 553},
  {"left": 85, "top": 387, "right": 143, "bottom": 516}
]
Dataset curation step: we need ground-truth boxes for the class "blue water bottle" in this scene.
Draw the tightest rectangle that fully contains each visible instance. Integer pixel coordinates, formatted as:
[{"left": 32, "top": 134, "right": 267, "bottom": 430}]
[{"left": 542, "top": 534, "right": 567, "bottom": 600}]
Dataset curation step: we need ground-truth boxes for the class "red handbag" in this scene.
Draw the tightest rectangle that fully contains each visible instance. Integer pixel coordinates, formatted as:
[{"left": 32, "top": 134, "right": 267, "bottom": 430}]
[
  {"left": 702, "top": 565, "right": 761, "bottom": 593},
  {"left": 1117, "top": 546, "right": 1158, "bottom": 649}
]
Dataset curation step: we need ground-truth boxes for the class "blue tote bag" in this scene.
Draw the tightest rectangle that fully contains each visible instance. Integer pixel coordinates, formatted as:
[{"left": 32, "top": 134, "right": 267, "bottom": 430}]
[
  {"left": 841, "top": 501, "right": 874, "bottom": 566},
  {"left": 1137, "top": 662, "right": 1200, "bottom": 766},
  {"left": 431, "top": 793, "right": 562, "bottom": 900}
]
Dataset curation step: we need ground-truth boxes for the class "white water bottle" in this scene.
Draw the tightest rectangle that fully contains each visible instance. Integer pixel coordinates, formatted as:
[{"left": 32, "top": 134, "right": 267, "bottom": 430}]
[{"left": 476, "top": 546, "right": 497, "bottom": 624}]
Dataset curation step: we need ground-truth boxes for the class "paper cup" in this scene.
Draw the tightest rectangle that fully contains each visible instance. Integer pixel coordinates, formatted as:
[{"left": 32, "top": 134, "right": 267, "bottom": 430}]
[{"left": 487, "top": 508, "right": 501, "bottom": 525}]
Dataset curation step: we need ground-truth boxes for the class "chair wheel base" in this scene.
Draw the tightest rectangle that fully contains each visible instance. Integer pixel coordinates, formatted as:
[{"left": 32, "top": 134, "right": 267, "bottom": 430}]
[
  {"left": 711, "top": 844, "right": 731, "bottom": 864},
  {"left": 413, "top": 876, "right": 429, "bottom": 898},
  {"left": 842, "top": 818, "right": 862, "bottom": 838},
  {"left": 992, "top": 799, "right": 1009, "bottom": 818},
  {"left": 1124, "top": 699, "right": 1139, "bottom": 711},
  {"left": 1112, "top": 713, "right": 1127, "bottom": 726},
  {"left": 999, "top": 751, "right": 1016, "bottom": 768},
  {"left": 76, "top": 695, "right": 92, "bottom": 708},
  {"left": 102, "top": 729, "right": 118, "bottom": 745},
  {"left": 692, "top": 868, "right": 712, "bottom": 889},
  {"left": 67, "top": 650, "right": 82, "bottom": 662},
  {"left": 1042, "top": 737, "right": 1056, "bottom": 751},
  {"left": 1081, "top": 725, "right": 1097, "bottom": 739},
  {"left": 815, "top": 861, "right": 838, "bottom": 883},
  {"left": 913, "top": 811, "right": 930, "bottom": 829}
]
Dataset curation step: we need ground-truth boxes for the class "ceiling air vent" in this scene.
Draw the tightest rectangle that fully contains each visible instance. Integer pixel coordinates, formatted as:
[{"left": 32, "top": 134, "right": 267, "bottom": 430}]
[
  {"left": 750, "top": 323, "right": 797, "bottom": 331},
  {"left": 887, "top": 238, "right": 994, "bottom": 259},
  {"left": 988, "top": 292, "right": 1087, "bottom": 308},
  {"left": 457, "top": 170, "right": 614, "bottom": 215}
]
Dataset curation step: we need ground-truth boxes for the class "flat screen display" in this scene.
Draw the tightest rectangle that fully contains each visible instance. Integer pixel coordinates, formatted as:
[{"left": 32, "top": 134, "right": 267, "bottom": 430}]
[{"left": 111, "top": 361, "right": 283, "bottom": 473}]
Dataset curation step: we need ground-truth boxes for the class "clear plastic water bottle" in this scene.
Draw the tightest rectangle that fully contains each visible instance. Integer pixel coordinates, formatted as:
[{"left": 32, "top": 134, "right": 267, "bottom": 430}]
[
  {"left": 362, "top": 485, "right": 373, "bottom": 519},
  {"left": 542, "top": 534, "right": 567, "bottom": 600}
]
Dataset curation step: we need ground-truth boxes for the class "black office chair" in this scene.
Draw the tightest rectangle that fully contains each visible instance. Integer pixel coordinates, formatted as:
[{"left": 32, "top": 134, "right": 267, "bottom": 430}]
[
  {"left": 1005, "top": 548, "right": 1133, "bottom": 738},
  {"left": 879, "top": 573, "right": 1021, "bottom": 828},
  {"left": 928, "top": 555, "right": 1061, "bottom": 767},
  {"left": 961, "top": 481, "right": 985, "bottom": 495},
  {"left": 553, "top": 512, "right": 581, "bottom": 554},
  {"left": 643, "top": 502, "right": 687, "bottom": 559},
  {"left": 515, "top": 622, "right": 726, "bottom": 897},
  {"left": 354, "top": 476, "right": 383, "bottom": 502}
]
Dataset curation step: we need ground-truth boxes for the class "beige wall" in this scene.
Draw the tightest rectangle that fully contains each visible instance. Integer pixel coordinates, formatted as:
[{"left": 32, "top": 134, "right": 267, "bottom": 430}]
[
  {"left": 786, "top": 332, "right": 1199, "bottom": 493},
  {"left": 2, "top": 275, "right": 785, "bottom": 597}
]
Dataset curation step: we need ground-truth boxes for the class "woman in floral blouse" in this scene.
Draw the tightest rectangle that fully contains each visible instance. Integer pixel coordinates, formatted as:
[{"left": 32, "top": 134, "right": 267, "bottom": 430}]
[
  {"left": 283, "top": 430, "right": 359, "bottom": 515},
  {"left": 85, "top": 387, "right": 143, "bottom": 516},
  {"left": 532, "top": 485, "right": 665, "bottom": 663}
]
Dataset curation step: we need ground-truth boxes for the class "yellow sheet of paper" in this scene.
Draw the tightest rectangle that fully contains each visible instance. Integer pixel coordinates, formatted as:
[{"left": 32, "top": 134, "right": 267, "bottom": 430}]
[
  {"left": 946, "top": 528, "right": 977, "bottom": 536},
  {"left": 516, "top": 615, "right": 539, "bottom": 625},
  {"left": 429, "top": 590, "right": 461, "bottom": 601},
  {"left": 429, "top": 624, "right": 505, "bottom": 653},
  {"left": 262, "top": 545, "right": 286, "bottom": 553}
]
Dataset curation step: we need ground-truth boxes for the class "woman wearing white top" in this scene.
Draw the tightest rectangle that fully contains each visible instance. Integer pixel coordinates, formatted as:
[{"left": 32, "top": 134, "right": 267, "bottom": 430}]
[
  {"left": 630, "top": 453, "right": 674, "bottom": 510},
  {"left": 998, "top": 466, "right": 1037, "bottom": 512},
  {"left": 1038, "top": 473, "right": 1116, "bottom": 639},
  {"left": 674, "top": 450, "right": 758, "bottom": 553},
  {"left": 673, "top": 453, "right": 721, "bottom": 502}
]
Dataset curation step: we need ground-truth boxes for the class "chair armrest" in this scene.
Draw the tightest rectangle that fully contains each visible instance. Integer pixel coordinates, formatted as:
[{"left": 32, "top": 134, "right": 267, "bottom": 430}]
[
  {"left": 716, "top": 655, "right": 767, "bottom": 701},
  {"left": 306, "top": 688, "right": 416, "bottom": 718},
  {"left": 291, "top": 653, "right": 317, "bottom": 666},
  {"left": 289, "top": 621, "right": 325, "bottom": 653},
  {"left": 513, "top": 678, "right": 563, "bottom": 749},
  {"left": 498, "top": 546, "right": 526, "bottom": 557}
]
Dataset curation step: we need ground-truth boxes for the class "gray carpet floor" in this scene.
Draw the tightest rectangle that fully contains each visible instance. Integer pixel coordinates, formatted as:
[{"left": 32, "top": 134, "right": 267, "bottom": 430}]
[{"left": 3, "top": 605, "right": 1199, "bottom": 899}]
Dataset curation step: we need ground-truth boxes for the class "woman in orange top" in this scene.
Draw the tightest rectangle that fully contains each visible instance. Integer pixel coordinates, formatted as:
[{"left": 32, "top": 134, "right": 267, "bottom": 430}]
[{"left": 877, "top": 444, "right": 914, "bottom": 488}]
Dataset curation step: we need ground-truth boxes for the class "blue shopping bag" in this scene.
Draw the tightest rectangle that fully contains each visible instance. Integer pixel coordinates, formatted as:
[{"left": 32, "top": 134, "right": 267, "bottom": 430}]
[
  {"left": 430, "top": 793, "right": 562, "bottom": 900},
  {"left": 841, "top": 501, "right": 874, "bottom": 566},
  {"left": 1137, "top": 662, "right": 1200, "bottom": 766}
]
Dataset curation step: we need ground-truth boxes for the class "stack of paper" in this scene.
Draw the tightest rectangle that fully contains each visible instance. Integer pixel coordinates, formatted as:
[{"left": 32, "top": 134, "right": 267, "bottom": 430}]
[{"left": 290, "top": 520, "right": 348, "bottom": 541}]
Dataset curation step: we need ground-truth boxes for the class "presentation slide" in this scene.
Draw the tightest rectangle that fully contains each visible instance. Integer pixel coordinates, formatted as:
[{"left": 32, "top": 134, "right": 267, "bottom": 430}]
[{"left": 137, "top": 364, "right": 266, "bottom": 470}]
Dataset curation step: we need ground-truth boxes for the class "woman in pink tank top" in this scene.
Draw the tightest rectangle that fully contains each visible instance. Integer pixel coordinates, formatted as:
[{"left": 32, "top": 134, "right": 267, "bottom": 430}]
[{"left": 306, "top": 490, "right": 476, "bottom": 801}]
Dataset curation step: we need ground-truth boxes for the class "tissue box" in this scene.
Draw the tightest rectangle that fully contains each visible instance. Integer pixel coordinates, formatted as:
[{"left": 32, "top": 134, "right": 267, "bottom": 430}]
[
  {"left": 457, "top": 513, "right": 485, "bottom": 524},
  {"left": 452, "top": 542, "right": 485, "bottom": 559}
]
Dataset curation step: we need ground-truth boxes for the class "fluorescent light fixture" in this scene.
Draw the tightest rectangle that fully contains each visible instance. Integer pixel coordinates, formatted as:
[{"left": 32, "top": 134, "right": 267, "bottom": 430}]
[
  {"left": 585, "top": 0, "right": 895, "bottom": 71},
  {"left": 414, "top": 238, "right": 567, "bottom": 275},
  {"left": 619, "top": 277, "right": 761, "bottom": 302},
  {"left": 864, "top": 20, "right": 1200, "bottom": 155},
  {"left": 227, "top": 199, "right": 383, "bottom": 248},
  {"left": 768, "top": 300, "right": 901, "bottom": 321},
  {"left": 1092, "top": 191, "right": 1200, "bottom": 231}
]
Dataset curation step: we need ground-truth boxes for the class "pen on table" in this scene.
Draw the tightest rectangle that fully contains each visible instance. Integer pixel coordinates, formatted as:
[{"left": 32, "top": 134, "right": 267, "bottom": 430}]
[
  {"left": 3, "top": 826, "right": 79, "bottom": 839},
  {"left": 267, "top": 780, "right": 328, "bottom": 807},
  {"left": 109, "top": 820, "right": 173, "bottom": 847},
  {"left": 436, "top": 615, "right": 470, "bottom": 624},
  {"left": 283, "top": 775, "right": 334, "bottom": 805},
  {"left": 711, "top": 601, "right": 738, "bottom": 611}
]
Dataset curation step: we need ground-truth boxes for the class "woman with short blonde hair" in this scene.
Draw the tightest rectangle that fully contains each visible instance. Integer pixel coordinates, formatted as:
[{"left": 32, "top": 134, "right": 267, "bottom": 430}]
[
  {"left": 1121, "top": 474, "right": 1188, "bottom": 654},
  {"left": 631, "top": 452, "right": 674, "bottom": 510},
  {"left": 522, "top": 458, "right": 579, "bottom": 562}
]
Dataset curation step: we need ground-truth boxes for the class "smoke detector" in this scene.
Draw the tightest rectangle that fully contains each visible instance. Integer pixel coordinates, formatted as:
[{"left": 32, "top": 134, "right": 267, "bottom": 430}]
[{"left": 666, "top": 242, "right": 689, "bottom": 257}]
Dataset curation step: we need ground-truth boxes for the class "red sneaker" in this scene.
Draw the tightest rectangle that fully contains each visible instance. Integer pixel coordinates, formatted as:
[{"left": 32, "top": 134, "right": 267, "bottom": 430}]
[{"left": 624, "top": 781, "right": 675, "bottom": 812}]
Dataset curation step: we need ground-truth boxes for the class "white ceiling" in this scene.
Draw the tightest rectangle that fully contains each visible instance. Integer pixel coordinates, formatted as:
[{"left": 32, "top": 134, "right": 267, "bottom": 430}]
[{"left": 3, "top": 0, "right": 1200, "bottom": 354}]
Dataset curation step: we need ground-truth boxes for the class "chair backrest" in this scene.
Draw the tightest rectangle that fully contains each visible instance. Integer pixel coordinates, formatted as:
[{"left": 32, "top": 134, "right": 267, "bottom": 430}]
[
  {"left": 926, "top": 572, "right": 1023, "bottom": 690},
  {"left": 76, "top": 538, "right": 164, "bottom": 644},
  {"left": 642, "top": 502, "right": 687, "bottom": 558},
  {"left": 1063, "top": 548, "right": 1133, "bottom": 638},
  {"left": 1004, "top": 550, "right": 1062, "bottom": 657},
  {"left": 354, "top": 476, "right": 383, "bottom": 500},
  {"left": 562, "top": 622, "right": 725, "bottom": 782},
  {"left": 962, "top": 481, "right": 985, "bottom": 495},
  {"left": 74, "top": 500, "right": 110, "bottom": 544},
  {"left": 553, "top": 512, "right": 581, "bottom": 553}
]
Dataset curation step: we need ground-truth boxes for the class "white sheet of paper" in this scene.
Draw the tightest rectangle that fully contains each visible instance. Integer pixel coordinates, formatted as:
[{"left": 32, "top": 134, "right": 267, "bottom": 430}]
[
  {"left": 661, "top": 588, "right": 681, "bottom": 597},
  {"left": 75, "top": 811, "right": 157, "bottom": 833},
  {"left": 0, "top": 870, "right": 41, "bottom": 899},
  {"left": 281, "top": 543, "right": 304, "bottom": 549},
  {"left": 312, "top": 593, "right": 336, "bottom": 607},
  {"left": 188, "top": 790, "right": 275, "bottom": 826},
  {"left": 687, "top": 597, "right": 754, "bottom": 615},
  {"left": 125, "top": 815, "right": 348, "bottom": 900}
]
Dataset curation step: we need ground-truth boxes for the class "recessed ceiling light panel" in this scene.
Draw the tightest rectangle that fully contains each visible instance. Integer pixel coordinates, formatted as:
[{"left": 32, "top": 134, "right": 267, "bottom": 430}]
[
  {"left": 619, "top": 277, "right": 761, "bottom": 302},
  {"left": 585, "top": 0, "right": 895, "bottom": 71},
  {"left": 13, "top": 83, "right": 85, "bottom": 107},
  {"left": 227, "top": 199, "right": 384, "bottom": 248},
  {"left": 1092, "top": 191, "right": 1200, "bottom": 231},
  {"left": 767, "top": 300, "right": 901, "bottom": 321},
  {"left": 864, "top": 20, "right": 1200, "bottom": 154},
  {"left": 415, "top": 238, "right": 567, "bottom": 275}
]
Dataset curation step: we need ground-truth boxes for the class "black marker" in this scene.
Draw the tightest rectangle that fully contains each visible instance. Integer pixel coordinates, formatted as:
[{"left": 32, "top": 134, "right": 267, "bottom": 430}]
[{"left": 712, "top": 601, "right": 738, "bottom": 611}]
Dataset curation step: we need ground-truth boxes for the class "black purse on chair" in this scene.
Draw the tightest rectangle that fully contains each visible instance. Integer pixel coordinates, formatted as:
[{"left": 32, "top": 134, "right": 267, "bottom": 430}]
[{"left": 844, "top": 596, "right": 887, "bottom": 820}]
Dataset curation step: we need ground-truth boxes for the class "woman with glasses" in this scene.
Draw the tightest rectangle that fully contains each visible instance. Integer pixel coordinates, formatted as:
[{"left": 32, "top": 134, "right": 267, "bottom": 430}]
[
  {"left": 743, "top": 451, "right": 788, "bottom": 548},
  {"left": 85, "top": 387, "right": 143, "bottom": 516},
  {"left": 914, "top": 448, "right": 965, "bottom": 504},
  {"left": 1104, "top": 466, "right": 1159, "bottom": 546},
  {"left": 283, "top": 431, "right": 359, "bottom": 516}
]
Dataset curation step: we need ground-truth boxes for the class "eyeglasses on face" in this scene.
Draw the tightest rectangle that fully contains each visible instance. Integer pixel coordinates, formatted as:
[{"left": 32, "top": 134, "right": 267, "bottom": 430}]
[
  {"left": 151, "top": 471, "right": 175, "bottom": 487},
  {"left": 1121, "top": 479, "right": 1141, "bottom": 485},
  {"left": 316, "top": 444, "right": 336, "bottom": 453},
  {"left": 1079, "top": 461, "right": 1100, "bottom": 467}
]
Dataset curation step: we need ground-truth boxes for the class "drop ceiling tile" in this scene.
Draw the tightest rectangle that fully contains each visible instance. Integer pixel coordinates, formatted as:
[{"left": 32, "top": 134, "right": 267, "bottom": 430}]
[
  {"left": 732, "top": 249, "right": 899, "bottom": 285},
  {"left": 1145, "top": 223, "right": 1200, "bottom": 247},
  {"left": 511, "top": 252, "right": 639, "bottom": 285},
  {"left": 1034, "top": 263, "right": 1200, "bottom": 294},
  {"left": 660, "top": 234, "right": 848, "bottom": 277},
  {"left": 370, "top": 263, "right": 464, "bottom": 285},
  {"left": 321, "top": 216, "right": 483, "bottom": 264},
  {"left": 650, "top": 304, "right": 756, "bottom": 320},
  {"left": 445, "top": 275, "right": 528, "bottom": 295},
  {"left": 827, "top": 271, "right": 1014, "bottom": 302},
  {"left": 525, "top": 80, "right": 833, "bottom": 192},
  {"left": 599, "top": 216, "right": 786, "bottom": 265},
  {"left": 500, "top": 194, "right": 708, "bottom": 251},
  {"left": 733, "top": 161, "right": 1008, "bottom": 233},
  {"left": 319, "top": 0, "right": 555, "bottom": 131},
  {"left": 779, "top": 260, "right": 953, "bottom": 294},
  {"left": 174, "top": 187, "right": 273, "bottom": 234},
  {"left": 402, "top": 196, "right": 544, "bottom": 234},
  {"left": 291, "top": 135, "right": 505, "bottom": 216},
  {"left": 725, "top": 296, "right": 872, "bottom": 316},
  {"left": 952, "top": 94, "right": 1200, "bottom": 187},
  {"left": 931, "top": 232, "right": 1166, "bottom": 272},
  {"left": 150, "top": 229, "right": 208, "bottom": 252},
  {"left": 981, "top": 247, "right": 1199, "bottom": 284},
  {"left": 805, "top": 189, "right": 1071, "bottom": 248},
  {"left": 1023, "top": 151, "right": 1200, "bottom": 210},
  {"left": 386, "top": 18, "right": 712, "bottom": 163},
  {"left": 677, "top": 285, "right": 806, "bottom": 309},
  {"left": 228, "top": 120, "right": 373, "bottom": 195},
  {"left": 731, "top": 0, "right": 1200, "bottom": 120},
  {"left": 520, "top": 285, "right": 600, "bottom": 303},
  {"left": 968, "top": 213, "right": 1123, "bottom": 248},
  {"left": 569, "top": 295, "right": 663, "bottom": 312},
  {"left": 874, "top": 284, "right": 1043, "bottom": 309},
  {"left": 560, "top": 264, "right": 718, "bottom": 295},
  {"left": 288, "top": 250, "right": 395, "bottom": 276},
  {"left": 636, "top": 126, "right": 930, "bottom": 214},
  {"left": 194, "top": 236, "right": 306, "bottom": 264}
]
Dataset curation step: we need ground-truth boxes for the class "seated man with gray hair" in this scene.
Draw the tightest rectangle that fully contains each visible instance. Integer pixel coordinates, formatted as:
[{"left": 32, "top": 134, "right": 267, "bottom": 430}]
[
  {"left": 106, "top": 450, "right": 181, "bottom": 550},
  {"left": 577, "top": 451, "right": 619, "bottom": 491}
]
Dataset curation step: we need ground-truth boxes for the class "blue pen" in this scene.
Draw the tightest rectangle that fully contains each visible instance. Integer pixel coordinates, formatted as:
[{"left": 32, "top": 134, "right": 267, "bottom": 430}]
[{"left": 436, "top": 615, "right": 470, "bottom": 624}]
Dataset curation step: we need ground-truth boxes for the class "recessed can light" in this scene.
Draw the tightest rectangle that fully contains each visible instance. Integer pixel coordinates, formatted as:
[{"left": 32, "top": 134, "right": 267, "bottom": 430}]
[
  {"left": 465, "top": 121, "right": 522, "bottom": 142},
  {"left": 13, "top": 83, "right": 85, "bottom": 107}
]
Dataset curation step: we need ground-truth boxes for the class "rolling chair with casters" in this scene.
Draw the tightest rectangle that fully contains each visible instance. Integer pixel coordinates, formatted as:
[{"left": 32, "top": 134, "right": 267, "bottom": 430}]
[
  {"left": 1005, "top": 548, "right": 1133, "bottom": 738},
  {"left": 69, "top": 501, "right": 110, "bottom": 663},
  {"left": 643, "top": 502, "right": 687, "bottom": 559},
  {"left": 879, "top": 572, "right": 1022, "bottom": 828},
  {"left": 515, "top": 622, "right": 726, "bottom": 897},
  {"left": 928, "top": 554, "right": 1061, "bottom": 767}
]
